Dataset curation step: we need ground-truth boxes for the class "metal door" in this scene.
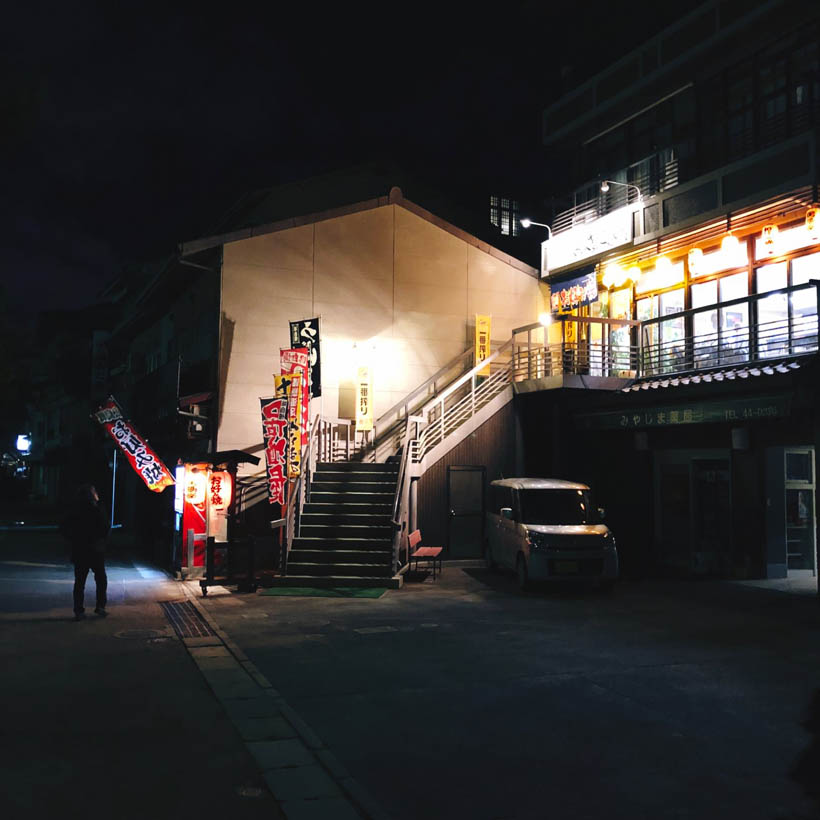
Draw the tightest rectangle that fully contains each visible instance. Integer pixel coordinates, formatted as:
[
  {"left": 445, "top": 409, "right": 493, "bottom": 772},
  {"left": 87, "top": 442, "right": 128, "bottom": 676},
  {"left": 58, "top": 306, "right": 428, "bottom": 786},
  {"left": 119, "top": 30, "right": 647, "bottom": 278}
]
[{"left": 447, "top": 466, "right": 485, "bottom": 559}]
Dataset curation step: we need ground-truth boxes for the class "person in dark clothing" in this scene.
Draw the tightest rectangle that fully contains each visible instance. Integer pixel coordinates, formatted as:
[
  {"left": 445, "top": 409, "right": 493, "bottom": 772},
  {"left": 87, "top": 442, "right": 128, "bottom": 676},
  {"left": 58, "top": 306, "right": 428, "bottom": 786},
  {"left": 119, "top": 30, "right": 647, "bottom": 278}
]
[{"left": 60, "top": 484, "right": 110, "bottom": 621}]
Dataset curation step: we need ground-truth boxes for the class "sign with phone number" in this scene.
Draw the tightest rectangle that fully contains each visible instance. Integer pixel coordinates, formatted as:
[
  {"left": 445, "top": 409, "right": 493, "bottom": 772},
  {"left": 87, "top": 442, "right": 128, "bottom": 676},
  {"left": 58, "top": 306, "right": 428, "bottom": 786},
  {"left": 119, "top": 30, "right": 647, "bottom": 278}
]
[{"left": 576, "top": 395, "right": 790, "bottom": 430}]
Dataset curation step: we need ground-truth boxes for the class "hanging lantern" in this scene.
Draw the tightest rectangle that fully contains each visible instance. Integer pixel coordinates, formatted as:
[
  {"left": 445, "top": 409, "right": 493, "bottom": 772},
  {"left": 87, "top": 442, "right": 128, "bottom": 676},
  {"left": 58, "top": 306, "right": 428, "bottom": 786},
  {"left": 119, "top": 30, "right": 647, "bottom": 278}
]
[
  {"left": 601, "top": 265, "right": 618, "bottom": 289},
  {"left": 806, "top": 206, "right": 819, "bottom": 241},
  {"left": 184, "top": 470, "right": 207, "bottom": 506},
  {"left": 761, "top": 224, "right": 779, "bottom": 256},
  {"left": 688, "top": 248, "right": 703, "bottom": 275},
  {"left": 721, "top": 232, "right": 739, "bottom": 254},
  {"left": 208, "top": 470, "right": 233, "bottom": 510},
  {"left": 625, "top": 265, "right": 641, "bottom": 285}
]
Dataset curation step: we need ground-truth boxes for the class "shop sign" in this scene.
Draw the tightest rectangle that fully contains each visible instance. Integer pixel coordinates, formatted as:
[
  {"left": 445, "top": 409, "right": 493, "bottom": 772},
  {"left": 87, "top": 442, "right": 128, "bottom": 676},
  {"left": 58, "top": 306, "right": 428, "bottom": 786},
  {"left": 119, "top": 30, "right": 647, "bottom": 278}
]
[
  {"left": 356, "top": 365, "right": 374, "bottom": 432},
  {"left": 260, "top": 397, "right": 288, "bottom": 505},
  {"left": 290, "top": 317, "right": 321, "bottom": 398},
  {"left": 544, "top": 203, "right": 635, "bottom": 275},
  {"left": 274, "top": 372, "right": 302, "bottom": 478},
  {"left": 92, "top": 396, "right": 175, "bottom": 492},
  {"left": 576, "top": 395, "right": 790, "bottom": 431},
  {"left": 550, "top": 272, "right": 598, "bottom": 313},
  {"left": 475, "top": 314, "right": 491, "bottom": 376},
  {"left": 280, "top": 348, "right": 310, "bottom": 448}
]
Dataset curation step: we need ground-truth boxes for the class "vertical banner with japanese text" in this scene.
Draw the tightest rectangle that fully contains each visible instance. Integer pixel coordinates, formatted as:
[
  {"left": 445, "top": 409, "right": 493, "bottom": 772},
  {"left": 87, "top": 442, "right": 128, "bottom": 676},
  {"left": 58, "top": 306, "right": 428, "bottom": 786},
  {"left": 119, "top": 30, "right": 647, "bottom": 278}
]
[
  {"left": 355, "top": 365, "right": 373, "bottom": 432},
  {"left": 289, "top": 318, "right": 321, "bottom": 398},
  {"left": 92, "top": 397, "right": 175, "bottom": 492},
  {"left": 475, "top": 314, "right": 491, "bottom": 376},
  {"left": 260, "top": 397, "right": 288, "bottom": 505},
  {"left": 274, "top": 373, "right": 302, "bottom": 478},
  {"left": 279, "top": 348, "right": 310, "bottom": 447}
]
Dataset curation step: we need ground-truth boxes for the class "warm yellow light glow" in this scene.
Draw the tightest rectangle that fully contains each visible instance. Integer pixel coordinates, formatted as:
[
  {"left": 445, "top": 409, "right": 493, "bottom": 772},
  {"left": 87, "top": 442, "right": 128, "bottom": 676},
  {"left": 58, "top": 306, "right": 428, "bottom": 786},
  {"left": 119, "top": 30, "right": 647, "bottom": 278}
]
[
  {"left": 762, "top": 224, "right": 779, "bottom": 255},
  {"left": 688, "top": 247, "right": 703, "bottom": 274},
  {"left": 807, "top": 206, "right": 819, "bottom": 241},
  {"left": 626, "top": 265, "right": 641, "bottom": 284},
  {"left": 655, "top": 255, "right": 673, "bottom": 274},
  {"left": 721, "top": 232, "right": 740, "bottom": 254},
  {"left": 602, "top": 264, "right": 622, "bottom": 289},
  {"left": 538, "top": 312, "right": 552, "bottom": 327},
  {"left": 184, "top": 470, "right": 207, "bottom": 506},
  {"left": 209, "top": 470, "right": 232, "bottom": 510}
]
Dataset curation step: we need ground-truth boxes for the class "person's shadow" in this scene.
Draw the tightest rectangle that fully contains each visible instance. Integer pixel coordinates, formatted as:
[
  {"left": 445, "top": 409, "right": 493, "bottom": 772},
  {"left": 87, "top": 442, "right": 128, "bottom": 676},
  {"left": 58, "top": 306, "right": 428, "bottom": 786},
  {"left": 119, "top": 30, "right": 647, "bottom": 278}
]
[{"left": 790, "top": 688, "right": 820, "bottom": 815}]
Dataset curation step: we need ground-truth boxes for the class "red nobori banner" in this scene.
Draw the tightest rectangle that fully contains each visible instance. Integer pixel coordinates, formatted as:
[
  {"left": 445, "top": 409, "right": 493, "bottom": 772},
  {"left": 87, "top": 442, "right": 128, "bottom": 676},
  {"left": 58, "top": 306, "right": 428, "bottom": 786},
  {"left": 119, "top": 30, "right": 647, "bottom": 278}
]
[
  {"left": 260, "top": 396, "right": 288, "bottom": 505},
  {"left": 279, "top": 347, "right": 310, "bottom": 448},
  {"left": 92, "top": 397, "right": 175, "bottom": 492}
]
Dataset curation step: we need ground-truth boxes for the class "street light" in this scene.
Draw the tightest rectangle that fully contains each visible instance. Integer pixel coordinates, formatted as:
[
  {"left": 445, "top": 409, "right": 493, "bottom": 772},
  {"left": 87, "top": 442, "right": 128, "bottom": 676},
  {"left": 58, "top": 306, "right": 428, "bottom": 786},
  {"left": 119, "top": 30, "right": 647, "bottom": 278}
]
[
  {"left": 520, "top": 218, "right": 552, "bottom": 239},
  {"left": 600, "top": 179, "right": 643, "bottom": 201}
]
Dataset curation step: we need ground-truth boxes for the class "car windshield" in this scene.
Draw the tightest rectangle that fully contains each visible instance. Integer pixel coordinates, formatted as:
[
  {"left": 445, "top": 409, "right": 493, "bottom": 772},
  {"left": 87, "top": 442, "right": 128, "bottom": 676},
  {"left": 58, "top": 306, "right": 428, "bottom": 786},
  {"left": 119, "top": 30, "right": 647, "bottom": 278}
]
[{"left": 518, "top": 488, "right": 596, "bottom": 525}]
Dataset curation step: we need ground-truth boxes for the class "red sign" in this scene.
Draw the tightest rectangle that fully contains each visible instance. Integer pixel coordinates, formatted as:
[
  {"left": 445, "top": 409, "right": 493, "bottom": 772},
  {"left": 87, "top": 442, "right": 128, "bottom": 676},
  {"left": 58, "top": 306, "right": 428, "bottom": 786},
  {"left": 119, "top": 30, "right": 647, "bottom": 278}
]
[
  {"left": 92, "top": 397, "right": 175, "bottom": 492},
  {"left": 260, "top": 397, "right": 288, "bottom": 505},
  {"left": 280, "top": 348, "right": 310, "bottom": 447}
]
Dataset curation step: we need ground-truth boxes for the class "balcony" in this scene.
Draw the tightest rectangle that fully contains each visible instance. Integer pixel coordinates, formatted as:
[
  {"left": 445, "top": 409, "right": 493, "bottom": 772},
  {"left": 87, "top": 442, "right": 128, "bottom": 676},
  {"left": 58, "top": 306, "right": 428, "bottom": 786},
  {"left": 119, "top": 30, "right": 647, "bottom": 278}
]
[{"left": 512, "top": 281, "right": 819, "bottom": 389}]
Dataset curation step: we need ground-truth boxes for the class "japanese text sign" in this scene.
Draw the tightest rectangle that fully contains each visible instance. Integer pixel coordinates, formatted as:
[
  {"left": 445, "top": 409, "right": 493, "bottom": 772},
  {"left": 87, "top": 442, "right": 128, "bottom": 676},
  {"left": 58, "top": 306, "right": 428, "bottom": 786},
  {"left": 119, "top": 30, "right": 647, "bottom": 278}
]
[
  {"left": 475, "top": 314, "right": 491, "bottom": 377},
  {"left": 356, "top": 365, "right": 373, "bottom": 432},
  {"left": 280, "top": 347, "right": 310, "bottom": 448},
  {"left": 550, "top": 272, "right": 598, "bottom": 313},
  {"left": 274, "top": 373, "right": 302, "bottom": 478},
  {"left": 92, "top": 397, "right": 174, "bottom": 493},
  {"left": 290, "top": 318, "right": 321, "bottom": 398},
  {"left": 260, "top": 397, "right": 288, "bottom": 505}
]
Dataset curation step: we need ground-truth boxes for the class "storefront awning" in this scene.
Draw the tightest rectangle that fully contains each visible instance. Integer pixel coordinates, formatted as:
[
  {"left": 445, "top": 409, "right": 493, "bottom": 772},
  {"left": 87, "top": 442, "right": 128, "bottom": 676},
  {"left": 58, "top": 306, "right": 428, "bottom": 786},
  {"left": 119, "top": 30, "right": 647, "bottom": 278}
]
[{"left": 621, "top": 359, "right": 803, "bottom": 392}]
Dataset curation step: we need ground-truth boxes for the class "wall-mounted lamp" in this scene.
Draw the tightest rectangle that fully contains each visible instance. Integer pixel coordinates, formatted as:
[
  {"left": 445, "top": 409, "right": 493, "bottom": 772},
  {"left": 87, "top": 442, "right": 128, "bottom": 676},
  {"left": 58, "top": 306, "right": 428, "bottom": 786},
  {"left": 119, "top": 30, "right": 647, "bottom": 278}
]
[
  {"left": 600, "top": 179, "right": 643, "bottom": 202},
  {"left": 520, "top": 218, "right": 552, "bottom": 239},
  {"left": 538, "top": 312, "right": 552, "bottom": 327},
  {"left": 761, "top": 224, "right": 779, "bottom": 256}
]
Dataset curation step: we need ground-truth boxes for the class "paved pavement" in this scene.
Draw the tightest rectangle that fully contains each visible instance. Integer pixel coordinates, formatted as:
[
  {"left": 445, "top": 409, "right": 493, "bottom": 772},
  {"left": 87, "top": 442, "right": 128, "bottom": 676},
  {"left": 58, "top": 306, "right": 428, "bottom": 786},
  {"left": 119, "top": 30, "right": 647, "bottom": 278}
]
[
  {"left": 192, "top": 565, "right": 820, "bottom": 820},
  {"left": 4, "top": 527, "right": 820, "bottom": 819},
  {"left": 0, "top": 529, "right": 368, "bottom": 820}
]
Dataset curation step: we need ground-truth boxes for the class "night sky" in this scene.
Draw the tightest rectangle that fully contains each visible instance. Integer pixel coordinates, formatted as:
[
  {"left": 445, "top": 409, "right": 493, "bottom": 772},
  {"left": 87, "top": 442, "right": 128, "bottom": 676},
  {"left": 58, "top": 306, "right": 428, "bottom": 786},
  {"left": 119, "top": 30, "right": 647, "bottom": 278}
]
[{"left": 2, "top": 2, "right": 705, "bottom": 321}]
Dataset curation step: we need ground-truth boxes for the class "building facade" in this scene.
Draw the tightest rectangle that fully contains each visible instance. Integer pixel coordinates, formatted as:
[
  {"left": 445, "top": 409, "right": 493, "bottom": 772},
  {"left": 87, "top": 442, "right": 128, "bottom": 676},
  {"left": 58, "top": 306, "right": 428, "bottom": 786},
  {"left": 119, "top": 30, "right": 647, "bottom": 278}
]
[{"left": 523, "top": 0, "right": 820, "bottom": 580}]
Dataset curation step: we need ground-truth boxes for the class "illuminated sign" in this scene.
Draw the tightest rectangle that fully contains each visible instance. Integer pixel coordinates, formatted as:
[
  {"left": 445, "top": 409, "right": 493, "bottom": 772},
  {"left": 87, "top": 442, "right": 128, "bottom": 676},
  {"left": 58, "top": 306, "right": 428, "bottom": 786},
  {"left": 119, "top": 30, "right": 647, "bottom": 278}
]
[
  {"left": 543, "top": 204, "right": 636, "bottom": 275},
  {"left": 475, "top": 314, "right": 491, "bottom": 376},
  {"left": 356, "top": 365, "right": 373, "bottom": 432},
  {"left": 550, "top": 272, "right": 598, "bottom": 313}
]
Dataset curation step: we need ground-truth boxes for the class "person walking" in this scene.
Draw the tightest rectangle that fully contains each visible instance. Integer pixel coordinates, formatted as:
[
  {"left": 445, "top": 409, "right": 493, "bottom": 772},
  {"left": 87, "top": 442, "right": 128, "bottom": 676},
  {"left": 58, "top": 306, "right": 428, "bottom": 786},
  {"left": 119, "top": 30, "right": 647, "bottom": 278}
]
[{"left": 60, "top": 484, "right": 110, "bottom": 621}]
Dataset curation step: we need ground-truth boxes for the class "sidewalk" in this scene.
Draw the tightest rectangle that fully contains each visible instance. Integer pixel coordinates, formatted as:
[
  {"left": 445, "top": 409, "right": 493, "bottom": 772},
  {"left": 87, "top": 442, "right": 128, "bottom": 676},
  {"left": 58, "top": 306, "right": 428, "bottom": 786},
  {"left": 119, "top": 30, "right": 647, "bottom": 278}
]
[{"left": 0, "top": 530, "right": 364, "bottom": 820}]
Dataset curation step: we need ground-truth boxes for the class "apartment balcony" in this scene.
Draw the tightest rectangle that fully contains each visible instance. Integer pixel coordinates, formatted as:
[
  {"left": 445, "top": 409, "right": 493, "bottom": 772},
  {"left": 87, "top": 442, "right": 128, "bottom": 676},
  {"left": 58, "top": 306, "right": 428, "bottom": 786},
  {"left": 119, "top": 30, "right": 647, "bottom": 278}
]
[{"left": 512, "top": 281, "right": 819, "bottom": 391}]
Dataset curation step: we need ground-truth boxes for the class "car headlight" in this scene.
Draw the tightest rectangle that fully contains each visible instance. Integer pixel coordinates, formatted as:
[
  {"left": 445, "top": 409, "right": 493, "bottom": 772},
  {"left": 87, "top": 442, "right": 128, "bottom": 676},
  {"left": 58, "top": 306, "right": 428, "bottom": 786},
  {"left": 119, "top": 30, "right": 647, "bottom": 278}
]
[{"left": 526, "top": 530, "right": 548, "bottom": 549}]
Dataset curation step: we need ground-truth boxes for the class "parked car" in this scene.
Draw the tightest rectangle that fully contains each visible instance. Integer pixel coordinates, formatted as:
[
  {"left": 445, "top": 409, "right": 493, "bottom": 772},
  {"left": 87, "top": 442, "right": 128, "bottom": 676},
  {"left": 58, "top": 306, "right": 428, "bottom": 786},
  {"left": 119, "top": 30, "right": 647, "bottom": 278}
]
[{"left": 485, "top": 478, "right": 618, "bottom": 590}]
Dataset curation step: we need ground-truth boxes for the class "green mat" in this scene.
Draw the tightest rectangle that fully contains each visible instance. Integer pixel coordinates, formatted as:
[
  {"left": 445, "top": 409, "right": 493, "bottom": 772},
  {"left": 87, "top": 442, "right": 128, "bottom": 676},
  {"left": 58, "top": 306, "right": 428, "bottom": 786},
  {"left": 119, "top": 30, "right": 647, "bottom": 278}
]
[{"left": 259, "top": 586, "right": 387, "bottom": 598}]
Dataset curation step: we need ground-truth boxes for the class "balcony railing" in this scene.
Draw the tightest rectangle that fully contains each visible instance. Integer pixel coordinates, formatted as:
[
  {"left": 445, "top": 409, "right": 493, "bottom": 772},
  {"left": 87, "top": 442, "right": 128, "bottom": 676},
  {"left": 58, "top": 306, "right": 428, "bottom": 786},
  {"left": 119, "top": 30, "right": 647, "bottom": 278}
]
[
  {"left": 640, "top": 281, "right": 820, "bottom": 378},
  {"left": 511, "top": 282, "right": 819, "bottom": 386}
]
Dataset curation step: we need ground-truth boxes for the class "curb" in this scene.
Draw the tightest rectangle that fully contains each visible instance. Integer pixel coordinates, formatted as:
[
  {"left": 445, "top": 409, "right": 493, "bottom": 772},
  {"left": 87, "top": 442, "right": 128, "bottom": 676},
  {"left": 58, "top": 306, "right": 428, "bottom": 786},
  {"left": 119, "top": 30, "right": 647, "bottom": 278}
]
[{"left": 178, "top": 581, "right": 392, "bottom": 820}]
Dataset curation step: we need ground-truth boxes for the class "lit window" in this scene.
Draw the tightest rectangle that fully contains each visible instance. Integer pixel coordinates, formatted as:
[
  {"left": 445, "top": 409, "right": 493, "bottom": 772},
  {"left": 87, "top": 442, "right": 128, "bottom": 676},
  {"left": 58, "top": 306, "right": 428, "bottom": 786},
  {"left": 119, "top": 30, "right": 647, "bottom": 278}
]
[{"left": 490, "top": 195, "right": 519, "bottom": 237}]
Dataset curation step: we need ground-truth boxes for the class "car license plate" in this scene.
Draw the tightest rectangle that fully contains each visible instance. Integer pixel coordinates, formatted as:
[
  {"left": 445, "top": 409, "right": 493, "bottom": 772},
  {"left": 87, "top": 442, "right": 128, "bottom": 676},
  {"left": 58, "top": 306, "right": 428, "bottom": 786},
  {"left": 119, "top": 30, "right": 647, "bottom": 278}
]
[{"left": 554, "top": 561, "right": 579, "bottom": 575}]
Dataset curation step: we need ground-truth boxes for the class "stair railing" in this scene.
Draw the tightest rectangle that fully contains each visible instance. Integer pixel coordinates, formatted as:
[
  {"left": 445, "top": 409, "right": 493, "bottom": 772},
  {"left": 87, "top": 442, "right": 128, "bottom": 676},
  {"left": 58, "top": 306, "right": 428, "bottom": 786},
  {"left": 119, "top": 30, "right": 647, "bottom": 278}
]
[
  {"left": 363, "top": 346, "right": 476, "bottom": 463},
  {"left": 390, "top": 415, "right": 420, "bottom": 573},
  {"left": 410, "top": 339, "right": 514, "bottom": 465}
]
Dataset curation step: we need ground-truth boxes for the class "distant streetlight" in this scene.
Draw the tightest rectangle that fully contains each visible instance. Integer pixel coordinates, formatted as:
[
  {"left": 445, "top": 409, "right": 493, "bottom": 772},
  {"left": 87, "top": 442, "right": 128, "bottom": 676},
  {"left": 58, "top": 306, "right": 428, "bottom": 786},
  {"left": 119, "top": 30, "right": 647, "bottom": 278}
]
[
  {"left": 520, "top": 218, "right": 552, "bottom": 239},
  {"left": 600, "top": 179, "right": 643, "bottom": 201}
]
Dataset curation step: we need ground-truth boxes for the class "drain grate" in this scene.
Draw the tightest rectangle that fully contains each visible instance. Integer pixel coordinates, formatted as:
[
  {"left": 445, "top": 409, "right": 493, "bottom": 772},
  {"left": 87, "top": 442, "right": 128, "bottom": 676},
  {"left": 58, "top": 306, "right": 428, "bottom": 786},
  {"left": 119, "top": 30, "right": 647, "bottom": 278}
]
[{"left": 160, "top": 600, "right": 217, "bottom": 638}]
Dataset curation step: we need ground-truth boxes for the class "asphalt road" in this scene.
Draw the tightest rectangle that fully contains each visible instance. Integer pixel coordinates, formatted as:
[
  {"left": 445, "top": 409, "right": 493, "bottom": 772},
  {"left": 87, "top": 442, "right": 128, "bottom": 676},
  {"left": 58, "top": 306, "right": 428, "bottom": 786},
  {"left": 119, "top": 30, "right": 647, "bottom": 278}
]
[{"left": 198, "top": 567, "right": 820, "bottom": 820}]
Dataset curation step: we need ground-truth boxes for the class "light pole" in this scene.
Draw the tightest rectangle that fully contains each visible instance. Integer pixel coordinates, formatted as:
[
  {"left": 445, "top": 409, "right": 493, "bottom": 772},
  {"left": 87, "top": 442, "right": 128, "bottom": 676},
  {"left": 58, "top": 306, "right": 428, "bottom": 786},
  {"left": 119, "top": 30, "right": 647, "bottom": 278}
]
[
  {"left": 520, "top": 218, "right": 552, "bottom": 239},
  {"left": 600, "top": 179, "right": 643, "bottom": 201}
]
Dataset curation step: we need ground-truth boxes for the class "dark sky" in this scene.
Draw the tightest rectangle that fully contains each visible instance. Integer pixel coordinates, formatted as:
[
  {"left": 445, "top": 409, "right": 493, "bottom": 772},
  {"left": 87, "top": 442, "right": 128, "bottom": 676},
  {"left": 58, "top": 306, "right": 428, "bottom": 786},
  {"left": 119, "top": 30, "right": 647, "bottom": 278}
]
[{"left": 2, "top": 1, "right": 706, "bottom": 320}]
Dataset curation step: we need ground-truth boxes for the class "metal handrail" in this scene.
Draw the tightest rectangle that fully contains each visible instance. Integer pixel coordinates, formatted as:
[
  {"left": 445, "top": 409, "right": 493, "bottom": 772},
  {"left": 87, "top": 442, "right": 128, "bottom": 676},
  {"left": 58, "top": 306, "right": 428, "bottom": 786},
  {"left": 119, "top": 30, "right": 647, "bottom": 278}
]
[{"left": 390, "top": 418, "right": 415, "bottom": 572}]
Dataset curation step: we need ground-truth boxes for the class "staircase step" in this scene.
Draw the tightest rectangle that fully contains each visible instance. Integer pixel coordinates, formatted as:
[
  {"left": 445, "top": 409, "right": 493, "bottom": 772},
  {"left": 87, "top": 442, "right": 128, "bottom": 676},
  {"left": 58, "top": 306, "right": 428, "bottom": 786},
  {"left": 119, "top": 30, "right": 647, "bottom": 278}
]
[
  {"left": 309, "top": 480, "right": 397, "bottom": 493},
  {"left": 300, "top": 524, "right": 393, "bottom": 539},
  {"left": 289, "top": 548, "right": 392, "bottom": 564},
  {"left": 313, "top": 469, "right": 399, "bottom": 482},
  {"left": 316, "top": 462, "right": 399, "bottom": 473},
  {"left": 300, "top": 512, "right": 393, "bottom": 526},
  {"left": 286, "top": 562, "right": 394, "bottom": 578},
  {"left": 302, "top": 503, "right": 392, "bottom": 516},
  {"left": 292, "top": 537, "right": 392, "bottom": 550},
  {"left": 309, "top": 492, "right": 394, "bottom": 505}
]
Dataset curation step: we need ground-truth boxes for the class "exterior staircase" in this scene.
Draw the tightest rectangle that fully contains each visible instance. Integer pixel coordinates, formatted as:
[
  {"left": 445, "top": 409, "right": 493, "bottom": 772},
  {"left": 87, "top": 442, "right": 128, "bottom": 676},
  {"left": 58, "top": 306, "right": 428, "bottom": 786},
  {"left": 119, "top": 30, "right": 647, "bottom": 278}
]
[{"left": 282, "top": 461, "right": 401, "bottom": 588}]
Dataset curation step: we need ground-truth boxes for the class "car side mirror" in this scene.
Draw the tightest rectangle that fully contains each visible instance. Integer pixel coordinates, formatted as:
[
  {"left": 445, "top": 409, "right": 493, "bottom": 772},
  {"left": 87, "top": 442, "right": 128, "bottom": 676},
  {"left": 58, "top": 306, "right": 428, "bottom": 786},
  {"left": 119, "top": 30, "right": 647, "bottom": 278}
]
[
  {"left": 500, "top": 507, "right": 513, "bottom": 520},
  {"left": 598, "top": 507, "right": 606, "bottom": 520}
]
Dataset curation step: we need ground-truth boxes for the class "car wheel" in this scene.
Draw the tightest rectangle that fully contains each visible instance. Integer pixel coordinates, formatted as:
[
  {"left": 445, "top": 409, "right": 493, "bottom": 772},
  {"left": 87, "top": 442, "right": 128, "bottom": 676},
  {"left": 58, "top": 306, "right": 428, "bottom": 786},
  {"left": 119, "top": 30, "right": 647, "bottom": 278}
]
[
  {"left": 516, "top": 555, "right": 530, "bottom": 591},
  {"left": 485, "top": 541, "right": 497, "bottom": 571}
]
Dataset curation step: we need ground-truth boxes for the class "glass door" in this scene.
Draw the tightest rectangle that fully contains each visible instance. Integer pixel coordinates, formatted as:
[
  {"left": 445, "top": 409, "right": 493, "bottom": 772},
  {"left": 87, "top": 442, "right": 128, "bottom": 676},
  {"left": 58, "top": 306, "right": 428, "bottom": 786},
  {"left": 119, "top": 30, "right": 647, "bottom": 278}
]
[{"left": 785, "top": 449, "right": 816, "bottom": 576}]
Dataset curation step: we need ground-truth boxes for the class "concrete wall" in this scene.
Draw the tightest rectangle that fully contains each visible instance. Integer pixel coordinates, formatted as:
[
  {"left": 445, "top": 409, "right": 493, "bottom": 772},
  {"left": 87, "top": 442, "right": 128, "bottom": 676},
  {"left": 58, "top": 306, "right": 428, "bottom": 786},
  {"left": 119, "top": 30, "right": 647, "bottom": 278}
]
[{"left": 217, "top": 203, "right": 542, "bottom": 470}]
